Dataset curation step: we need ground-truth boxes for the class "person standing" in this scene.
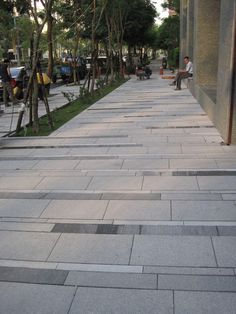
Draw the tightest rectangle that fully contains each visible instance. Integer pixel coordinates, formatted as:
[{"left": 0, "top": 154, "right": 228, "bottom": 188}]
[
  {"left": 0, "top": 59, "right": 16, "bottom": 107},
  {"left": 170, "top": 56, "right": 193, "bottom": 90}
]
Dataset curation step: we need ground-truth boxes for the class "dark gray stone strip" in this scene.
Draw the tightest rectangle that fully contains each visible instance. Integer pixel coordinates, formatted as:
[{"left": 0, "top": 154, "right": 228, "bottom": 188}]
[
  {"left": 125, "top": 113, "right": 207, "bottom": 118},
  {"left": 0, "top": 192, "right": 161, "bottom": 201},
  {"left": 141, "top": 225, "right": 218, "bottom": 236},
  {"left": 52, "top": 224, "right": 98, "bottom": 234},
  {"left": 0, "top": 266, "right": 68, "bottom": 285},
  {"left": 44, "top": 193, "right": 102, "bottom": 200},
  {"left": 88, "top": 107, "right": 153, "bottom": 110},
  {"left": 96, "top": 224, "right": 119, "bottom": 234},
  {"left": 101, "top": 193, "right": 161, "bottom": 200},
  {"left": 0, "top": 135, "right": 128, "bottom": 140},
  {"left": 0, "top": 156, "right": 119, "bottom": 161},
  {"left": 146, "top": 125, "right": 214, "bottom": 129},
  {"left": 158, "top": 274, "right": 236, "bottom": 292},
  {"left": 173, "top": 170, "right": 236, "bottom": 176},
  {"left": 217, "top": 227, "right": 236, "bottom": 236},
  {"left": 0, "top": 143, "right": 142, "bottom": 150},
  {"left": 51, "top": 224, "right": 219, "bottom": 236},
  {"left": 0, "top": 192, "right": 48, "bottom": 199}
]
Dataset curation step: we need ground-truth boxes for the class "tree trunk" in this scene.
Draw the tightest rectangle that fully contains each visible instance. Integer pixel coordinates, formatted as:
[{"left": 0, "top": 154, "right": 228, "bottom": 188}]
[{"left": 47, "top": 12, "right": 54, "bottom": 78}]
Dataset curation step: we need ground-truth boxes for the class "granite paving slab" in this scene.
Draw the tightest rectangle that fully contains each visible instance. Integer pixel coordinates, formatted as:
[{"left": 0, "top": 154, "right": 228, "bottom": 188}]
[
  {"left": 144, "top": 266, "right": 234, "bottom": 276},
  {"left": 32, "top": 160, "right": 80, "bottom": 170},
  {"left": 0, "top": 231, "right": 59, "bottom": 261},
  {"left": 65, "top": 271, "right": 157, "bottom": 289},
  {"left": 69, "top": 287, "right": 173, "bottom": 314},
  {"left": 0, "top": 176, "right": 43, "bottom": 190},
  {"left": 212, "top": 237, "right": 236, "bottom": 267},
  {"left": 0, "top": 160, "right": 38, "bottom": 170},
  {"left": 122, "top": 158, "right": 168, "bottom": 169},
  {"left": 142, "top": 176, "right": 199, "bottom": 190},
  {"left": 75, "top": 159, "right": 123, "bottom": 170},
  {"left": 0, "top": 282, "right": 75, "bottom": 314},
  {"left": 87, "top": 176, "right": 142, "bottom": 190},
  {"left": 36, "top": 176, "right": 92, "bottom": 190},
  {"left": 174, "top": 291, "right": 236, "bottom": 314},
  {"left": 104, "top": 200, "right": 170, "bottom": 220},
  {"left": 130, "top": 235, "right": 216, "bottom": 267},
  {"left": 170, "top": 159, "right": 218, "bottom": 169},
  {"left": 0, "top": 199, "right": 50, "bottom": 218},
  {"left": 197, "top": 176, "right": 236, "bottom": 190},
  {"left": 48, "top": 234, "right": 133, "bottom": 264},
  {"left": 158, "top": 274, "right": 236, "bottom": 291},
  {"left": 172, "top": 200, "right": 236, "bottom": 221},
  {"left": 41, "top": 199, "right": 108, "bottom": 219}
]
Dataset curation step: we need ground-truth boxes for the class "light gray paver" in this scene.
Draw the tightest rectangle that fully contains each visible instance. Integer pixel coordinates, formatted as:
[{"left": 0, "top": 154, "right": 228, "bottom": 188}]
[
  {"left": 0, "top": 231, "right": 59, "bottom": 261},
  {"left": 175, "top": 291, "right": 236, "bottom": 314},
  {"left": 212, "top": 237, "right": 236, "bottom": 267},
  {"left": 0, "top": 176, "right": 43, "bottom": 190},
  {"left": 161, "top": 192, "right": 222, "bottom": 200},
  {"left": 104, "top": 200, "right": 170, "bottom": 220},
  {"left": 144, "top": 266, "right": 234, "bottom": 276},
  {"left": 158, "top": 274, "right": 236, "bottom": 291},
  {"left": 197, "top": 176, "right": 236, "bottom": 190},
  {"left": 0, "top": 282, "right": 75, "bottom": 314},
  {"left": 57, "top": 263, "right": 143, "bottom": 273},
  {"left": 142, "top": 176, "right": 199, "bottom": 191},
  {"left": 0, "top": 222, "right": 54, "bottom": 232},
  {"left": 65, "top": 271, "right": 157, "bottom": 289},
  {"left": 0, "top": 160, "right": 39, "bottom": 170},
  {"left": 122, "top": 158, "right": 168, "bottom": 169},
  {"left": 32, "top": 160, "right": 79, "bottom": 170},
  {"left": 69, "top": 287, "right": 173, "bottom": 314},
  {"left": 76, "top": 159, "right": 123, "bottom": 170},
  {"left": 130, "top": 235, "right": 216, "bottom": 267},
  {"left": 48, "top": 234, "right": 133, "bottom": 264},
  {"left": 36, "top": 176, "right": 91, "bottom": 190},
  {"left": 0, "top": 199, "right": 50, "bottom": 218},
  {"left": 41, "top": 199, "right": 108, "bottom": 219},
  {"left": 170, "top": 159, "right": 218, "bottom": 169},
  {"left": 87, "top": 176, "right": 142, "bottom": 190},
  {"left": 172, "top": 200, "right": 236, "bottom": 221}
]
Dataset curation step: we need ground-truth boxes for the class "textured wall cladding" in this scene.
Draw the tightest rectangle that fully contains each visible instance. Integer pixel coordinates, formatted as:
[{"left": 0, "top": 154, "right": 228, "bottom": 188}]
[
  {"left": 216, "top": 1, "right": 236, "bottom": 144},
  {"left": 194, "top": 0, "right": 221, "bottom": 86},
  {"left": 181, "top": 0, "right": 236, "bottom": 144}
]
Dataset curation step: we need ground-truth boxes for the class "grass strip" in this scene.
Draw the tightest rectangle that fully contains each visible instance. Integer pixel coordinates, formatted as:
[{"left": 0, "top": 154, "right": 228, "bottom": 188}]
[{"left": 16, "top": 78, "right": 127, "bottom": 137}]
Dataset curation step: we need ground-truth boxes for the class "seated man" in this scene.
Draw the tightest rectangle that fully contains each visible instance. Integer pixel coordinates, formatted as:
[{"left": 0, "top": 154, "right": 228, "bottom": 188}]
[{"left": 170, "top": 56, "right": 193, "bottom": 90}]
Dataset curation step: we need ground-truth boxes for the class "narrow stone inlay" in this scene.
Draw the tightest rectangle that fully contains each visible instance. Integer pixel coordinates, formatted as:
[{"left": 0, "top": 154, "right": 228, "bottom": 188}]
[
  {"left": 51, "top": 224, "right": 221, "bottom": 236},
  {"left": 146, "top": 125, "right": 214, "bottom": 129},
  {"left": 0, "top": 143, "right": 142, "bottom": 150},
  {"left": 0, "top": 266, "right": 68, "bottom": 285}
]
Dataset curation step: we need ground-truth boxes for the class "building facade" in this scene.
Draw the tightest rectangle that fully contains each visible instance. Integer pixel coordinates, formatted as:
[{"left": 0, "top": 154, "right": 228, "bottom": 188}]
[{"left": 180, "top": 0, "right": 236, "bottom": 144}]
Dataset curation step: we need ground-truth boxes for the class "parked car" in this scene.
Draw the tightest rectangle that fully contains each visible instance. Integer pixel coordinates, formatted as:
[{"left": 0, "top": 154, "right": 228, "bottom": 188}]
[
  {"left": 0, "top": 66, "right": 51, "bottom": 101},
  {"left": 52, "top": 57, "right": 87, "bottom": 83},
  {"left": 0, "top": 66, "right": 29, "bottom": 101},
  {"left": 86, "top": 56, "right": 107, "bottom": 75}
]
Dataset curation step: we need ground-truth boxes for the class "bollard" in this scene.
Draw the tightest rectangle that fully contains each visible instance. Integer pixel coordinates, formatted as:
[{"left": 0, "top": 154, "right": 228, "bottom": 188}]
[{"left": 159, "top": 66, "right": 164, "bottom": 75}]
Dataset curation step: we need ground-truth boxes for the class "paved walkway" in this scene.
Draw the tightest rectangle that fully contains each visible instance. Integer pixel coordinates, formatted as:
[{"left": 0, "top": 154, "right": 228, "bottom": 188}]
[{"left": 0, "top": 66, "right": 236, "bottom": 313}]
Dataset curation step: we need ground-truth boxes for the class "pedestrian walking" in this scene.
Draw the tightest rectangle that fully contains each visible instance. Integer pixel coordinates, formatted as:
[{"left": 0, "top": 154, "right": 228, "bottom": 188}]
[{"left": 0, "top": 59, "right": 16, "bottom": 107}]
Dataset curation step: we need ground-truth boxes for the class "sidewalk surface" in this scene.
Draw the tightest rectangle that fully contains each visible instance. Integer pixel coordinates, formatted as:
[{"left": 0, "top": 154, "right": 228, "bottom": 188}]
[{"left": 0, "top": 62, "right": 236, "bottom": 313}]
